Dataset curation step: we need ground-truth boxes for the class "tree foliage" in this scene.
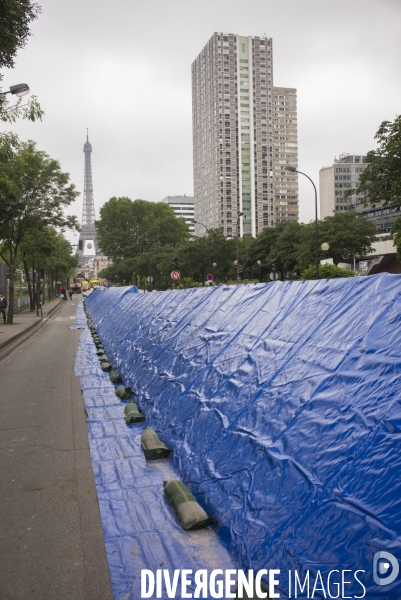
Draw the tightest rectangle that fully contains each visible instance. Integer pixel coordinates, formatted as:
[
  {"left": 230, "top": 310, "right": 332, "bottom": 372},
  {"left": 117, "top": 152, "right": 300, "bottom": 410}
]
[
  {"left": 19, "top": 226, "right": 78, "bottom": 308},
  {"left": 296, "top": 211, "right": 376, "bottom": 272},
  {"left": 302, "top": 263, "right": 355, "bottom": 279},
  {"left": 0, "top": 137, "right": 79, "bottom": 322},
  {"left": 344, "top": 116, "right": 401, "bottom": 208},
  {"left": 390, "top": 216, "right": 401, "bottom": 262},
  {"left": 0, "top": 0, "right": 41, "bottom": 70},
  {"left": 99, "top": 207, "right": 378, "bottom": 287},
  {"left": 0, "top": 0, "right": 44, "bottom": 124},
  {"left": 95, "top": 197, "right": 190, "bottom": 261}
]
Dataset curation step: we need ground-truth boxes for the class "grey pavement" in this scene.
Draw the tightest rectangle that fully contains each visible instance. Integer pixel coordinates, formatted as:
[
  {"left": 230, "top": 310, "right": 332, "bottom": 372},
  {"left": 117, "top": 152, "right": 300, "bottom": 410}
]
[
  {"left": 0, "top": 299, "right": 113, "bottom": 600},
  {"left": 0, "top": 297, "right": 66, "bottom": 362}
]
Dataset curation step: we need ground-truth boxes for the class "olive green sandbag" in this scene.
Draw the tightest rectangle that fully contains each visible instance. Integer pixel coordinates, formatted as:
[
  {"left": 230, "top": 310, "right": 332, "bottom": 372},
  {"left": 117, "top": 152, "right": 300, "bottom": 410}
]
[
  {"left": 141, "top": 428, "right": 172, "bottom": 460},
  {"left": 115, "top": 385, "right": 132, "bottom": 400},
  {"left": 234, "top": 580, "right": 270, "bottom": 599},
  {"left": 96, "top": 348, "right": 105, "bottom": 356},
  {"left": 101, "top": 361, "right": 112, "bottom": 372},
  {"left": 124, "top": 402, "right": 145, "bottom": 424},
  {"left": 99, "top": 354, "right": 109, "bottom": 363},
  {"left": 163, "top": 480, "right": 218, "bottom": 530},
  {"left": 109, "top": 368, "right": 122, "bottom": 384}
]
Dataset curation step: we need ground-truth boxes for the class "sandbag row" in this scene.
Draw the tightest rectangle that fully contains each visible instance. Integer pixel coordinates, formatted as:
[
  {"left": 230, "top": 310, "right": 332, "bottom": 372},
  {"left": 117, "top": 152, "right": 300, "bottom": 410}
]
[{"left": 84, "top": 300, "right": 218, "bottom": 532}]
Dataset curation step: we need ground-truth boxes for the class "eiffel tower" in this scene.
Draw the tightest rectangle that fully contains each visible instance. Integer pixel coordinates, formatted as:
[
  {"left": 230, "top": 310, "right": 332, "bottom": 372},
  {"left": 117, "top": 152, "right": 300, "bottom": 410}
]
[{"left": 77, "top": 130, "right": 97, "bottom": 266}]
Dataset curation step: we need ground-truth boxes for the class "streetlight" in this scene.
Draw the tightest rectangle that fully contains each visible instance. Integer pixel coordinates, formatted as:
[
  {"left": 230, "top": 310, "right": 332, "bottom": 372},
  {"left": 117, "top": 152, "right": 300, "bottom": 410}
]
[
  {"left": 257, "top": 260, "right": 261, "bottom": 282},
  {"left": 211, "top": 262, "right": 217, "bottom": 286},
  {"left": 2, "top": 83, "right": 30, "bottom": 97},
  {"left": 285, "top": 166, "right": 319, "bottom": 279},
  {"left": 236, "top": 212, "right": 244, "bottom": 281},
  {"left": 193, "top": 220, "right": 211, "bottom": 273}
]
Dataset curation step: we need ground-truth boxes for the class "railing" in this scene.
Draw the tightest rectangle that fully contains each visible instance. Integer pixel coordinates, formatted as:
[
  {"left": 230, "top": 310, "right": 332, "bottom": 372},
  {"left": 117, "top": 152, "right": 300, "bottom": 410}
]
[
  {"left": 357, "top": 256, "right": 384, "bottom": 276},
  {"left": 12, "top": 295, "right": 30, "bottom": 312}
]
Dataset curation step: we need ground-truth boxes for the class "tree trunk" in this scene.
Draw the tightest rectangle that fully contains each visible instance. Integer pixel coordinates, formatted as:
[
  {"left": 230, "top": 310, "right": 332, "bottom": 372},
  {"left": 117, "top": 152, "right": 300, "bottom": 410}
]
[
  {"left": 23, "top": 259, "right": 33, "bottom": 309},
  {"left": 31, "top": 261, "right": 36, "bottom": 311},
  {"left": 7, "top": 256, "right": 16, "bottom": 324}
]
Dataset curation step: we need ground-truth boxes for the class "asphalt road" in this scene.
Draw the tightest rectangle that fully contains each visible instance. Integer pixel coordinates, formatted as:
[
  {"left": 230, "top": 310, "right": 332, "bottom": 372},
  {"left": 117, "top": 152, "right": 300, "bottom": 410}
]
[{"left": 0, "top": 299, "right": 113, "bottom": 600}]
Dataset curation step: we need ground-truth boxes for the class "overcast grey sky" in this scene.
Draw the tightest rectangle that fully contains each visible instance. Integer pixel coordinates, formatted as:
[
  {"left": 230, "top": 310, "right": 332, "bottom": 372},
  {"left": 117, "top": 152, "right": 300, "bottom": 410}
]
[{"left": 3, "top": 0, "right": 401, "bottom": 244}]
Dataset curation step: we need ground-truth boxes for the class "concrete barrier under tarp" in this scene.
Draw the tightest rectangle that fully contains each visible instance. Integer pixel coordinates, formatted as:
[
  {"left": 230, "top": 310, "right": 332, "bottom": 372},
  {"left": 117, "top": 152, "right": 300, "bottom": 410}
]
[{"left": 84, "top": 275, "right": 401, "bottom": 598}]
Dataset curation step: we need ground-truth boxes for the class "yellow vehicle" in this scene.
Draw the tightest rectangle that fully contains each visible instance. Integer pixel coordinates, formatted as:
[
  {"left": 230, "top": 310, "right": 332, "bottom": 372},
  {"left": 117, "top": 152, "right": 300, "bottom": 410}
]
[{"left": 89, "top": 279, "right": 101, "bottom": 288}]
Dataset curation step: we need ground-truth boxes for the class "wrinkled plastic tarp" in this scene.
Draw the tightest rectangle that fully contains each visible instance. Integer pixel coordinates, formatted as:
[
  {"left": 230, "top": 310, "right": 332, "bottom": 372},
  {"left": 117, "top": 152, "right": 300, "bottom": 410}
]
[
  {"left": 85, "top": 275, "right": 401, "bottom": 599},
  {"left": 75, "top": 300, "right": 236, "bottom": 600},
  {"left": 85, "top": 285, "right": 137, "bottom": 322}
]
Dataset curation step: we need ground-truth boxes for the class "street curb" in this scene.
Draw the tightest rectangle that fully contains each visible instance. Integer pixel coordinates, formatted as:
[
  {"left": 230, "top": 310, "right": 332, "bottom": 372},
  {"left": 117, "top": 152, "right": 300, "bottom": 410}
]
[{"left": 0, "top": 299, "right": 65, "bottom": 361}]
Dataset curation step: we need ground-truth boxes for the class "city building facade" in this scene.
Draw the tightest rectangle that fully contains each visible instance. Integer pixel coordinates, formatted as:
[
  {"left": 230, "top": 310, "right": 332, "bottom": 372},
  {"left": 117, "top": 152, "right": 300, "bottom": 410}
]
[
  {"left": 192, "top": 32, "right": 298, "bottom": 238},
  {"left": 319, "top": 153, "right": 399, "bottom": 232},
  {"left": 162, "top": 195, "right": 195, "bottom": 233}
]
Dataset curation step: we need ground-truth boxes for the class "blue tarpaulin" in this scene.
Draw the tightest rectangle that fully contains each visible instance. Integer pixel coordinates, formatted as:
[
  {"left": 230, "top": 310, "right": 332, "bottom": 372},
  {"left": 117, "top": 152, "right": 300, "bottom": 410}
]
[
  {"left": 80, "top": 275, "right": 401, "bottom": 598},
  {"left": 74, "top": 299, "right": 236, "bottom": 600}
]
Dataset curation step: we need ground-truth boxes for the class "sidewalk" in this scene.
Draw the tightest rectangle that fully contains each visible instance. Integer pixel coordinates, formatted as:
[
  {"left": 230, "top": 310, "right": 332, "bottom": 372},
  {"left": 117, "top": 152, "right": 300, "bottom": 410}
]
[
  {"left": 0, "top": 298, "right": 113, "bottom": 600},
  {"left": 0, "top": 297, "right": 66, "bottom": 361}
]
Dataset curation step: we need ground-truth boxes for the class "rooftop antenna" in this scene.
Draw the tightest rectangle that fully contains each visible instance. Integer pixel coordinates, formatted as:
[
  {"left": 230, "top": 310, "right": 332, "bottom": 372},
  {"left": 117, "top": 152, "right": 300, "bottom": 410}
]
[{"left": 86, "top": 128, "right": 89, "bottom": 142}]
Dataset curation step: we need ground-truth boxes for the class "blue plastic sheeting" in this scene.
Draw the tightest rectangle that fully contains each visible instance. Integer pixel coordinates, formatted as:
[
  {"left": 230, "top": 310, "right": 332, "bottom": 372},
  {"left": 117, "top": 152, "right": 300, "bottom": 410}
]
[
  {"left": 86, "top": 274, "right": 401, "bottom": 599},
  {"left": 75, "top": 300, "right": 236, "bottom": 600},
  {"left": 85, "top": 285, "right": 138, "bottom": 323},
  {"left": 70, "top": 298, "right": 87, "bottom": 329}
]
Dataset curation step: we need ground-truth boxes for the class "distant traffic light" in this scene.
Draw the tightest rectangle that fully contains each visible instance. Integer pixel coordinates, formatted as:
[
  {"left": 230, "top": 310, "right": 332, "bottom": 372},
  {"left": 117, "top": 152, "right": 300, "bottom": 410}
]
[{"left": 172, "top": 257, "right": 179, "bottom": 270}]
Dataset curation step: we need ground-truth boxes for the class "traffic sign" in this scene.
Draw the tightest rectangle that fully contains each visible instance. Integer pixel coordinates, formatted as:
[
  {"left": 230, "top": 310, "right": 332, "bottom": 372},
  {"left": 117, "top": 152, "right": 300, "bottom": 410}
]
[
  {"left": 146, "top": 276, "right": 153, "bottom": 283},
  {"left": 270, "top": 271, "right": 279, "bottom": 281},
  {"left": 207, "top": 274, "right": 213, "bottom": 281},
  {"left": 171, "top": 270, "right": 181, "bottom": 280}
]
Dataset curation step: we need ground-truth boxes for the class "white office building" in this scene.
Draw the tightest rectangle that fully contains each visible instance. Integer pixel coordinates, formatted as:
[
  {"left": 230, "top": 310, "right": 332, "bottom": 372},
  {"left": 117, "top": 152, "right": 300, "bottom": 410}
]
[{"left": 162, "top": 195, "right": 195, "bottom": 233}]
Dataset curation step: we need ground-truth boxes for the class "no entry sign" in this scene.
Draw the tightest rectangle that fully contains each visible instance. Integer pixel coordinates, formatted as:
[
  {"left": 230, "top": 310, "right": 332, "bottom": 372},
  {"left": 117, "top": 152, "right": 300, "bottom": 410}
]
[{"left": 171, "top": 270, "right": 181, "bottom": 280}]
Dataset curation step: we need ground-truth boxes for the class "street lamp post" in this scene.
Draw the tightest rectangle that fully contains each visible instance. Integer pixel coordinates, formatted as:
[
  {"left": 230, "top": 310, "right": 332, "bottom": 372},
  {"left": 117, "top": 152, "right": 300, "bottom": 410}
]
[
  {"left": 236, "top": 212, "right": 244, "bottom": 281},
  {"left": 193, "top": 219, "right": 211, "bottom": 275},
  {"left": 212, "top": 262, "right": 217, "bottom": 285},
  {"left": 257, "top": 260, "right": 262, "bottom": 282},
  {"left": 285, "top": 166, "right": 319, "bottom": 279}
]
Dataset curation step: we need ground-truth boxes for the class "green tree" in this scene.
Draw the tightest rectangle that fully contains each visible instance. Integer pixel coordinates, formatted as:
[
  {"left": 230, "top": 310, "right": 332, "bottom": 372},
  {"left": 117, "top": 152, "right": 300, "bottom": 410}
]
[
  {"left": 45, "top": 233, "right": 79, "bottom": 295},
  {"left": 18, "top": 226, "right": 78, "bottom": 308},
  {"left": 302, "top": 263, "right": 355, "bottom": 279},
  {"left": 248, "top": 221, "right": 302, "bottom": 279},
  {"left": 296, "top": 211, "right": 376, "bottom": 273},
  {"left": 390, "top": 216, "right": 401, "bottom": 262},
  {"left": 0, "top": 1, "right": 44, "bottom": 123},
  {"left": 269, "top": 221, "right": 303, "bottom": 276},
  {"left": 95, "top": 197, "right": 190, "bottom": 261},
  {"left": 19, "top": 226, "right": 55, "bottom": 309},
  {"left": 0, "top": 138, "right": 79, "bottom": 323},
  {"left": 344, "top": 116, "right": 401, "bottom": 208}
]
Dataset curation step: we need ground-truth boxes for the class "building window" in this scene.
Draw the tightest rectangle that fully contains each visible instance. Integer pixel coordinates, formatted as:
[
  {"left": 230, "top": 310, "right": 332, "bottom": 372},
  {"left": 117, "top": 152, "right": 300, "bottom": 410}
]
[{"left": 241, "top": 44, "right": 245, "bottom": 53}]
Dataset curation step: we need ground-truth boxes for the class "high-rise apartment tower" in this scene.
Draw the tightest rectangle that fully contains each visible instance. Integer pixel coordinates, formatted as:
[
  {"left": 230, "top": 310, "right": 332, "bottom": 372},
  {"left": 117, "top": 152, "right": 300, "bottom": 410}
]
[{"left": 192, "top": 33, "right": 298, "bottom": 238}]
